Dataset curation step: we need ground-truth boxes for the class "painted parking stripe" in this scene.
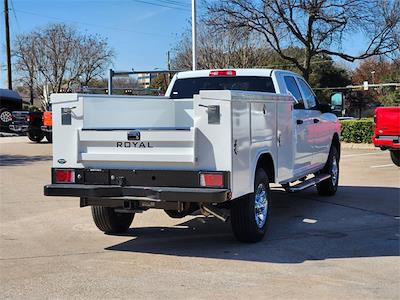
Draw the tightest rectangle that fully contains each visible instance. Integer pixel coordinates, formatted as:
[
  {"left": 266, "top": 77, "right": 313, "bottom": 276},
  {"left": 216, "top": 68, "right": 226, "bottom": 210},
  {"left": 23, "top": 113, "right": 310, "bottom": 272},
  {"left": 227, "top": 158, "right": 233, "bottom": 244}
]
[
  {"left": 370, "top": 164, "right": 395, "bottom": 168},
  {"left": 342, "top": 152, "right": 385, "bottom": 158}
]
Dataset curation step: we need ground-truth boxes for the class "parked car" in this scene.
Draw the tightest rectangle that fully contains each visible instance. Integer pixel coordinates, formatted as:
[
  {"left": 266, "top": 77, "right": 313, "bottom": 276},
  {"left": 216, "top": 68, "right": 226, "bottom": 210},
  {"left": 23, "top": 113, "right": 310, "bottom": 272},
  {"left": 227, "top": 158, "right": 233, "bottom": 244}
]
[
  {"left": 44, "top": 68, "right": 341, "bottom": 243},
  {"left": 9, "top": 110, "right": 52, "bottom": 143},
  {"left": 41, "top": 110, "right": 53, "bottom": 143},
  {"left": 0, "top": 89, "right": 22, "bottom": 131},
  {"left": 372, "top": 106, "right": 400, "bottom": 166}
]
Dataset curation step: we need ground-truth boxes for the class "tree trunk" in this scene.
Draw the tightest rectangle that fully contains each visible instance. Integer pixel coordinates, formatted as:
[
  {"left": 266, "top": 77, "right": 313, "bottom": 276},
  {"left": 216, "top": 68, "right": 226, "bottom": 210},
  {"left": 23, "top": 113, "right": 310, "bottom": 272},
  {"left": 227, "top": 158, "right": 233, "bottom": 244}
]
[
  {"left": 29, "top": 77, "right": 34, "bottom": 105},
  {"left": 303, "top": 47, "right": 312, "bottom": 81}
]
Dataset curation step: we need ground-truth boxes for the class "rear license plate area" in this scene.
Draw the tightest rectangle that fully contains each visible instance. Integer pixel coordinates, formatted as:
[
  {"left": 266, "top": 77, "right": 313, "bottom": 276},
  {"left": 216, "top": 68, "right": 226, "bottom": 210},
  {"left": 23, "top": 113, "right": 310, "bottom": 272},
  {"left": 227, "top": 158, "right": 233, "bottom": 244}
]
[{"left": 84, "top": 169, "right": 110, "bottom": 184}]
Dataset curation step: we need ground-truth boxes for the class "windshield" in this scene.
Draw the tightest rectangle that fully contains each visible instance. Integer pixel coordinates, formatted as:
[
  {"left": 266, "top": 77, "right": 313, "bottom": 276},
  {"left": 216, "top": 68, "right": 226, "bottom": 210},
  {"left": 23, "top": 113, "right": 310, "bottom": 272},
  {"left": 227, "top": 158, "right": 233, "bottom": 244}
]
[{"left": 170, "top": 76, "right": 275, "bottom": 99}]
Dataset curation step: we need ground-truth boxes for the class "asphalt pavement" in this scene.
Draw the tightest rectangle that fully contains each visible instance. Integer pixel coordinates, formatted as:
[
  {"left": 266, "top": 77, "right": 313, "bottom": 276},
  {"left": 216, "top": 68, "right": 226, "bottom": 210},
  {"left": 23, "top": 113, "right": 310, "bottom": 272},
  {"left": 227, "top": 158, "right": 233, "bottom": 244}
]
[{"left": 0, "top": 137, "right": 399, "bottom": 299}]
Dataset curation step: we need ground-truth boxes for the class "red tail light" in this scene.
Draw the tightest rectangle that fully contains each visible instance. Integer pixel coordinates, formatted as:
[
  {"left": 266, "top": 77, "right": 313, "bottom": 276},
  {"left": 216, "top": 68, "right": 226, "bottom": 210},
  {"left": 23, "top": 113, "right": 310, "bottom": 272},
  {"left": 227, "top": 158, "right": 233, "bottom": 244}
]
[
  {"left": 55, "top": 169, "right": 75, "bottom": 183},
  {"left": 200, "top": 172, "right": 224, "bottom": 187},
  {"left": 209, "top": 70, "right": 236, "bottom": 77}
]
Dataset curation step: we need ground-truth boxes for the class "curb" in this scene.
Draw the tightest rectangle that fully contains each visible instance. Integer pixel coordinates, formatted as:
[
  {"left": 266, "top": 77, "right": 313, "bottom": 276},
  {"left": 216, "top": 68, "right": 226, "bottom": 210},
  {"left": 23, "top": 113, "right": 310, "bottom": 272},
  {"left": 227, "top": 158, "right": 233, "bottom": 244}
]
[{"left": 341, "top": 142, "right": 376, "bottom": 150}]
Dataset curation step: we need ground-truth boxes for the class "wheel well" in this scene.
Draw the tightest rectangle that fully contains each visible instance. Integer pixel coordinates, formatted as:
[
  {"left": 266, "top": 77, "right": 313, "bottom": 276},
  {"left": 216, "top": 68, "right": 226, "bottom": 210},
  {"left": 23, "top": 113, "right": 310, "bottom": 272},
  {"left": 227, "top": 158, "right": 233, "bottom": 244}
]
[
  {"left": 332, "top": 133, "right": 341, "bottom": 160},
  {"left": 256, "top": 153, "right": 275, "bottom": 183}
]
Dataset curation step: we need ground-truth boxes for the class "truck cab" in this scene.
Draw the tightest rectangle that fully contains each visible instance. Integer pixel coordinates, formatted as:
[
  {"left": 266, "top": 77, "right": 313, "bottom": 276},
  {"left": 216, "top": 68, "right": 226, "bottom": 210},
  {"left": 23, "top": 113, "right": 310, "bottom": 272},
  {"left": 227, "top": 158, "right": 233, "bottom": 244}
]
[
  {"left": 44, "top": 69, "right": 341, "bottom": 243},
  {"left": 372, "top": 106, "right": 400, "bottom": 166}
]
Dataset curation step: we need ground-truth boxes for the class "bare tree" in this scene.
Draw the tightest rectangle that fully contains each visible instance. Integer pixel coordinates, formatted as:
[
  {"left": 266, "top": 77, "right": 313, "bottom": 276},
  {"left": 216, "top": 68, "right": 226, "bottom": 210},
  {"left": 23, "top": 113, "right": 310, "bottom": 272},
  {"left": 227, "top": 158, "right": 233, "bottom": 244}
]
[
  {"left": 13, "top": 35, "right": 38, "bottom": 105},
  {"left": 70, "top": 34, "right": 114, "bottom": 86},
  {"left": 13, "top": 23, "right": 114, "bottom": 107},
  {"left": 207, "top": 0, "right": 400, "bottom": 80},
  {"left": 172, "top": 22, "right": 273, "bottom": 70}
]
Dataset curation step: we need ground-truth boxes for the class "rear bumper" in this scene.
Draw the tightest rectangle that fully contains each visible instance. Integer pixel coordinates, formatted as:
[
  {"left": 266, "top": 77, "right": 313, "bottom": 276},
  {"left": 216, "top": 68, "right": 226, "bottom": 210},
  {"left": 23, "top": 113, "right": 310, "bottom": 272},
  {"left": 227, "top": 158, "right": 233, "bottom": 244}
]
[
  {"left": 41, "top": 125, "right": 52, "bottom": 132},
  {"left": 372, "top": 136, "right": 400, "bottom": 149},
  {"left": 44, "top": 184, "right": 231, "bottom": 203},
  {"left": 9, "top": 124, "right": 28, "bottom": 132}
]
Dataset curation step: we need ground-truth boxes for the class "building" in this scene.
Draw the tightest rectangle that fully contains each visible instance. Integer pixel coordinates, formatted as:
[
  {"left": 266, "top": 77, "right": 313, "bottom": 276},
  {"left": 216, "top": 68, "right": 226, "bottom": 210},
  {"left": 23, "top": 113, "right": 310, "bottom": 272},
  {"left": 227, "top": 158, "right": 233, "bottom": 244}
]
[{"left": 137, "top": 73, "right": 158, "bottom": 89}]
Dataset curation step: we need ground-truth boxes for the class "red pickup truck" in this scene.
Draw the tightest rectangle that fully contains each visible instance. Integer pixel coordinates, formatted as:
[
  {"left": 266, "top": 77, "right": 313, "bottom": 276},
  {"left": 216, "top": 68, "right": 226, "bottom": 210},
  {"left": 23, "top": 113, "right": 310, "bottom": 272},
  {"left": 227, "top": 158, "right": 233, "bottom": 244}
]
[{"left": 371, "top": 107, "right": 400, "bottom": 166}]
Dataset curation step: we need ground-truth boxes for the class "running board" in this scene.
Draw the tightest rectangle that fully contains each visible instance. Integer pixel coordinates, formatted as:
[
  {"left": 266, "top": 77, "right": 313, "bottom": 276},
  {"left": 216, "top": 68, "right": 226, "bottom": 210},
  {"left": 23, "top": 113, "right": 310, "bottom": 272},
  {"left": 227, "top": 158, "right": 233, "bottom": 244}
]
[{"left": 285, "top": 174, "right": 331, "bottom": 193}]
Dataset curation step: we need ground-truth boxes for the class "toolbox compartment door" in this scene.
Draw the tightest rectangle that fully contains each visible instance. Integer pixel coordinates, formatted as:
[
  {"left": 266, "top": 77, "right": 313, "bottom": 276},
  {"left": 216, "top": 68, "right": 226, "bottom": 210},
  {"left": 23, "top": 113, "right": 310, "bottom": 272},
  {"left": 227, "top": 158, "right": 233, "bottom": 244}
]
[{"left": 78, "top": 128, "right": 196, "bottom": 165}]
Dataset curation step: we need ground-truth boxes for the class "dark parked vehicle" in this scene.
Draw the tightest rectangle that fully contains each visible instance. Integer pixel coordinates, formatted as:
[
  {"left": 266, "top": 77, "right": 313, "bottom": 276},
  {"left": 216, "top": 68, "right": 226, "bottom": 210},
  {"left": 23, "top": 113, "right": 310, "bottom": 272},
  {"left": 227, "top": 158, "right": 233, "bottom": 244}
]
[
  {"left": 0, "top": 89, "right": 22, "bottom": 131},
  {"left": 9, "top": 111, "right": 52, "bottom": 143}
]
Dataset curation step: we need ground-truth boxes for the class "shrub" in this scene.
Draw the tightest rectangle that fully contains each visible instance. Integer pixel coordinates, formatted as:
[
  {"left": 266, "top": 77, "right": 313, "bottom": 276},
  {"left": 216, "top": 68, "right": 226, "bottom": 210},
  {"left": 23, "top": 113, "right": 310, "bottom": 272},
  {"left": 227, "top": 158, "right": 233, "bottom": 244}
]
[{"left": 340, "top": 119, "right": 374, "bottom": 144}]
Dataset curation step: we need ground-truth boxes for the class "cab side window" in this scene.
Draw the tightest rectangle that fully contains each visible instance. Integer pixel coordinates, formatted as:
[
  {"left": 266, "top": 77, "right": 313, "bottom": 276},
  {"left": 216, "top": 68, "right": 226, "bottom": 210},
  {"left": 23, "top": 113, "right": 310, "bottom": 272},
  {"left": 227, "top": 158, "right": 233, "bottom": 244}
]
[
  {"left": 297, "top": 78, "right": 317, "bottom": 109},
  {"left": 284, "top": 76, "right": 304, "bottom": 109}
]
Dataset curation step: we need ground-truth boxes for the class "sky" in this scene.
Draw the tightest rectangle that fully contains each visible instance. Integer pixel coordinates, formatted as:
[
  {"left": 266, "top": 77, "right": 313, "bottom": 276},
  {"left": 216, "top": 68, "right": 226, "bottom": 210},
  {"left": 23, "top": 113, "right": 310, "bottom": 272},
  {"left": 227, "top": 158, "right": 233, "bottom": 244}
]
[{"left": 0, "top": 0, "right": 366, "bottom": 88}]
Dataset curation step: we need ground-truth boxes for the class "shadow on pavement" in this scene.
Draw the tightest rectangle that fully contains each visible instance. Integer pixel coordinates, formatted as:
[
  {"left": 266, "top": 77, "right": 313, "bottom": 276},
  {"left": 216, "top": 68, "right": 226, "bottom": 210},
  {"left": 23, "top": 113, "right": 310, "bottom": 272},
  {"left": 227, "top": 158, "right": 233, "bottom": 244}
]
[
  {"left": 0, "top": 154, "right": 52, "bottom": 166},
  {"left": 106, "top": 186, "right": 399, "bottom": 263}
]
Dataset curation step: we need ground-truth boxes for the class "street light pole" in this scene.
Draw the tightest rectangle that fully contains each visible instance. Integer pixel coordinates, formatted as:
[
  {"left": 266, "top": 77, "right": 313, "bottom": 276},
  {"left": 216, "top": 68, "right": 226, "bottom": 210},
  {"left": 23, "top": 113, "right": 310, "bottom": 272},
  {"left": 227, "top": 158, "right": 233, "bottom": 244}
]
[
  {"left": 4, "top": 0, "right": 12, "bottom": 89},
  {"left": 108, "top": 69, "right": 114, "bottom": 95},
  {"left": 192, "top": 0, "right": 197, "bottom": 71}
]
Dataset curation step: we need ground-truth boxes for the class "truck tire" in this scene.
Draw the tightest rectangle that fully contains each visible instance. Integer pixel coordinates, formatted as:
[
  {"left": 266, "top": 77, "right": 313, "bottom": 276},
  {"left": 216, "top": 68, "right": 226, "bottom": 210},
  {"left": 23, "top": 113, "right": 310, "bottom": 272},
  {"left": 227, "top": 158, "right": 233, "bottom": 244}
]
[
  {"left": 27, "top": 130, "right": 44, "bottom": 142},
  {"left": 390, "top": 150, "right": 400, "bottom": 167},
  {"left": 45, "top": 132, "right": 52, "bottom": 143},
  {"left": 316, "top": 146, "right": 339, "bottom": 196},
  {"left": 0, "top": 108, "right": 13, "bottom": 131},
  {"left": 230, "top": 168, "right": 271, "bottom": 243},
  {"left": 91, "top": 206, "right": 134, "bottom": 233}
]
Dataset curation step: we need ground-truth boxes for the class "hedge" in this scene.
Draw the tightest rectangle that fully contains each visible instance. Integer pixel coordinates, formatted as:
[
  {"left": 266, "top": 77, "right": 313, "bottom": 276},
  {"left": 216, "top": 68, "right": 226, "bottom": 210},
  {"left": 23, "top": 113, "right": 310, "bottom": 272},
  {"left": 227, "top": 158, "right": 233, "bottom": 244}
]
[{"left": 340, "top": 119, "right": 374, "bottom": 144}]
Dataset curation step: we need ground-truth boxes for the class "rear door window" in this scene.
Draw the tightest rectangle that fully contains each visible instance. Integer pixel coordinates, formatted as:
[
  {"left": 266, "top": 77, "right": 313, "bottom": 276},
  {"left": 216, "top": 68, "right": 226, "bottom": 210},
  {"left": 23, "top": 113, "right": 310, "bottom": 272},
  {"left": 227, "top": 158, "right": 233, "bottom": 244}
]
[
  {"left": 170, "top": 76, "right": 275, "bottom": 99},
  {"left": 283, "top": 76, "right": 304, "bottom": 109},
  {"left": 297, "top": 78, "right": 317, "bottom": 109}
]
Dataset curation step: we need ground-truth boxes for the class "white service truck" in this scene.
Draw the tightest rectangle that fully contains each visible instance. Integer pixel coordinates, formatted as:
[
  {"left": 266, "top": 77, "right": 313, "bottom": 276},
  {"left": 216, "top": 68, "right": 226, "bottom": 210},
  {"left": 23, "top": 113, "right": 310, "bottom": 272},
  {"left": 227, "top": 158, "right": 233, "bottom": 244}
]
[{"left": 44, "top": 69, "right": 341, "bottom": 242}]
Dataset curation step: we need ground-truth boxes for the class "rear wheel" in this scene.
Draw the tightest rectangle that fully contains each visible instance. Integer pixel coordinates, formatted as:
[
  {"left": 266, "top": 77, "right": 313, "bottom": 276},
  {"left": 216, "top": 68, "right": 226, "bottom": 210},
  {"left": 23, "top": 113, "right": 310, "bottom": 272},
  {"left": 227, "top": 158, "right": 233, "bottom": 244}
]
[
  {"left": 316, "top": 146, "right": 339, "bottom": 196},
  {"left": 91, "top": 206, "right": 134, "bottom": 233},
  {"left": 27, "top": 130, "right": 44, "bottom": 142},
  {"left": 230, "top": 168, "right": 271, "bottom": 243},
  {"left": 390, "top": 150, "right": 400, "bottom": 167}
]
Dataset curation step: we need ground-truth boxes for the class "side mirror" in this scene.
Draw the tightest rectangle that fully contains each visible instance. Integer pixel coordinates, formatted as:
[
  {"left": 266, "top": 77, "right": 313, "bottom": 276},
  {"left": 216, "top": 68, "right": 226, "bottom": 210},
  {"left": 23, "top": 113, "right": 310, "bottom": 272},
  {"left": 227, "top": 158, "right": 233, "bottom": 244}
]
[
  {"left": 319, "top": 103, "right": 332, "bottom": 113},
  {"left": 330, "top": 92, "right": 344, "bottom": 116}
]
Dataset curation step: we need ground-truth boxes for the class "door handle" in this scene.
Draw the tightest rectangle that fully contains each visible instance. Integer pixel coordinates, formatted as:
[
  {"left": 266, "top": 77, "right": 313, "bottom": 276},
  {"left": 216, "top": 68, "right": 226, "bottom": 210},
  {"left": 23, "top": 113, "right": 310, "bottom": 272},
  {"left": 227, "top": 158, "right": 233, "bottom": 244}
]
[
  {"left": 296, "top": 119, "right": 304, "bottom": 125},
  {"left": 313, "top": 118, "right": 320, "bottom": 124}
]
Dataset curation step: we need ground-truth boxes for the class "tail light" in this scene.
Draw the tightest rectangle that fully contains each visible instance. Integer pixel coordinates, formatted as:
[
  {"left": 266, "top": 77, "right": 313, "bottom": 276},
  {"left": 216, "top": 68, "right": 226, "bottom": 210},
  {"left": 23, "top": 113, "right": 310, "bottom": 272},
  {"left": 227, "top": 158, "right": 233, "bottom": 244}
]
[
  {"left": 43, "top": 111, "right": 52, "bottom": 126},
  {"left": 26, "top": 115, "right": 30, "bottom": 122},
  {"left": 55, "top": 169, "right": 75, "bottom": 183},
  {"left": 200, "top": 172, "right": 224, "bottom": 188},
  {"left": 209, "top": 70, "right": 236, "bottom": 77}
]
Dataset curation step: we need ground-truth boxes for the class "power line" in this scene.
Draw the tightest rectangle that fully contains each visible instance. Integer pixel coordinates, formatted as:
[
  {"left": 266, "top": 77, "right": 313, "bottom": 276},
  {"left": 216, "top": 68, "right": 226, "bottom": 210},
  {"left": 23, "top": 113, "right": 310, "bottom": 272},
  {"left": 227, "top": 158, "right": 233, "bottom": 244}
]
[
  {"left": 130, "top": 0, "right": 191, "bottom": 11},
  {"left": 255, "top": 59, "right": 335, "bottom": 68},
  {"left": 14, "top": 9, "right": 172, "bottom": 37},
  {"left": 157, "top": 0, "right": 190, "bottom": 8},
  {"left": 9, "top": 0, "right": 21, "bottom": 33}
]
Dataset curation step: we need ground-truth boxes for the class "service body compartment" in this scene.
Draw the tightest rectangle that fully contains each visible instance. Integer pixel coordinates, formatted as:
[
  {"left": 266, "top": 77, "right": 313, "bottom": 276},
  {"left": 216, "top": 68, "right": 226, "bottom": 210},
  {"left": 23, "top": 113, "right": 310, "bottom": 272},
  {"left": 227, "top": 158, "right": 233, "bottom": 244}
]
[{"left": 50, "top": 90, "right": 292, "bottom": 200}]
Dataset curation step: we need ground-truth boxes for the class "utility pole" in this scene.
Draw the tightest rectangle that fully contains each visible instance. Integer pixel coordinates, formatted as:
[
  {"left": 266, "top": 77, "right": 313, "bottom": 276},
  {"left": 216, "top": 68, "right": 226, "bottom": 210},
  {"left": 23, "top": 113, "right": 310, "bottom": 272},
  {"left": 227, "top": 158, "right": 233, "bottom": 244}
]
[
  {"left": 167, "top": 51, "right": 171, "bottom": 71},
  {"left": 167, "top": 51, "right": 171, "bottom": 83},
  {"left": 191, "top": 0, "right": 197, "bottom": 71},
  {"left": 108, "top": 69, "right": 113, "bottom": 95},
  {"left": 4, "top": 0, "right": 12, "bottom": 89}
]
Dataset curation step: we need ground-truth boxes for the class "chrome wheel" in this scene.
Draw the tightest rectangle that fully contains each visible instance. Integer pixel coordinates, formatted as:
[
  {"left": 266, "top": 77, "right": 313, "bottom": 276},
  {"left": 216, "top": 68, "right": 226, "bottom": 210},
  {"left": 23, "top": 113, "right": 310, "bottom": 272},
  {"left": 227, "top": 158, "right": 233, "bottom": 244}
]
[
  {"left": 331, "top": 156, "right": 338, "bottom": 186},
  {"left": 0, "top": 110, "right": 12, "bottom": 123},
  {"left": 254, "top": 183, "right": 268, "bottom": 229}
]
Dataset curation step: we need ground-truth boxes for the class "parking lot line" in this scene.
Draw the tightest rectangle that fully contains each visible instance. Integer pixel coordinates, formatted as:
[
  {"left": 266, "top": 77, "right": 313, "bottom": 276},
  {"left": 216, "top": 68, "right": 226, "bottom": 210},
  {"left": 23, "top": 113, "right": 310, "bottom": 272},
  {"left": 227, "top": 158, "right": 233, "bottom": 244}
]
[
  {"left": 342, "top": 152, "right": 385, "bottom": 158},
  {"left": 370, "top": 164, "right": 395, "bottom": 169}
]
